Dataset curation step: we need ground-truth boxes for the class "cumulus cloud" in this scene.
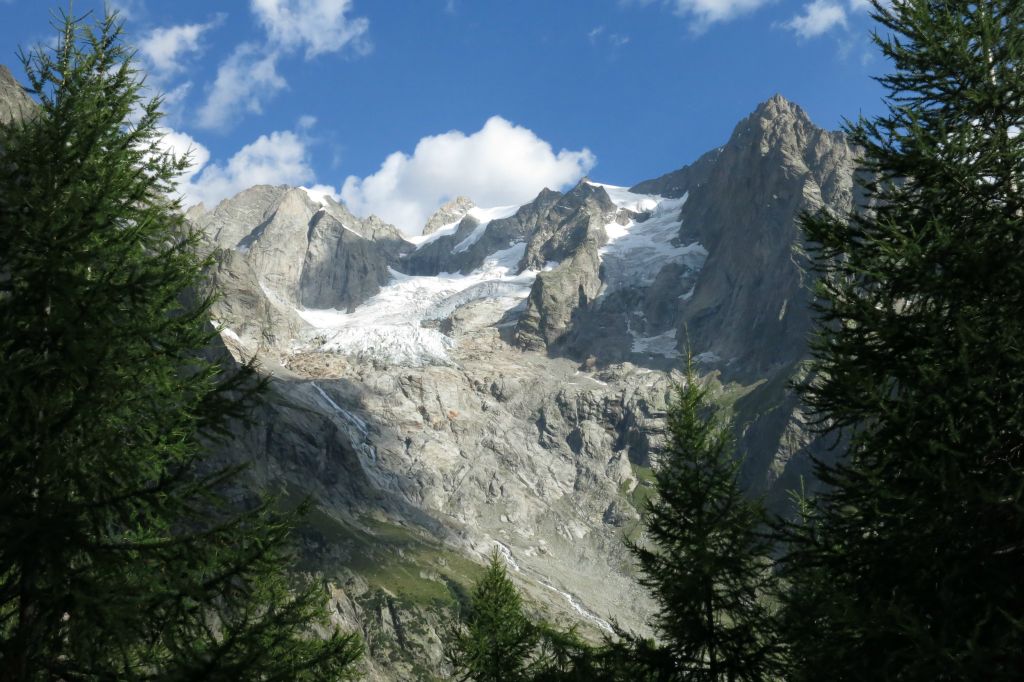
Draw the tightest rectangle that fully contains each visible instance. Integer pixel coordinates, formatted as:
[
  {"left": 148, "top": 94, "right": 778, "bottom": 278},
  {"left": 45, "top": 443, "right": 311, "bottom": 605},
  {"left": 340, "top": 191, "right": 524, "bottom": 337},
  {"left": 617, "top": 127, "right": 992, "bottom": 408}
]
[
  {"left": 620, "top": 0, "right": 769, "bottom": 31},
  {"left": 157, "top": 127, "right": 335, "bottom": 209},
  {"left": 784, "top": 0, "right": 848, "bottom": 38},
  {"left": 340, "top": 116, "right": 596, "bottom": 235},
  {"left": 108, "top": 0, "right": 145, "bottom": 19},
  {"left": 670, "top": 0, "right": 770, "bottom": 31},
  {"left": 138, "top": 17, "right": 223, "bottom": 77},
  {"left": 251, "top": 0, "right": 371, "bottom": 59},
  {"left": 196, "top": 43, "right": 287, "bottom": 130},
  {"left": 197, "top": 1, "right": 369, "bottom": 130},
  {"left": 155, "top": 127, "right": 210, "bottom": 194}
]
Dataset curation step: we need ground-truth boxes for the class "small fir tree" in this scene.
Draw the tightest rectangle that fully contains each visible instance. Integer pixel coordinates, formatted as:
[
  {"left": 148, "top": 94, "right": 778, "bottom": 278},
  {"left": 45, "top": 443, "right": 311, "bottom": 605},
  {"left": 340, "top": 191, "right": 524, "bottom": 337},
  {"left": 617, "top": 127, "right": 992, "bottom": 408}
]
[
  {"left": 630, "top": 361, "right": 778, "bottom": 682},
  {"left": 448, "top": 550, "right": 540, "bottom": 682},
  {"left": 0, "top": 11, "right": 361, "bottom": 680}
]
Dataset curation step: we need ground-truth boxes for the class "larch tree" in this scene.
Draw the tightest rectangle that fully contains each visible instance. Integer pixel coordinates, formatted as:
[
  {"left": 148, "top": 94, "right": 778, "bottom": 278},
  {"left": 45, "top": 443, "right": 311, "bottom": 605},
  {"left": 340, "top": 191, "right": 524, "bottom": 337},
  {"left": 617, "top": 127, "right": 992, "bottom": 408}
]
[
  {"left": 447, "top": 550, "right": 541, "bottom": 682},
  {"left": 780, "top": 0, "right": 1024, "bottom": 679},
  {"left": 0, "top": 11, "right": 361, "bottom": 680},
  {"left": 630, "top": 361, "right": 779, "bottom": 682}
]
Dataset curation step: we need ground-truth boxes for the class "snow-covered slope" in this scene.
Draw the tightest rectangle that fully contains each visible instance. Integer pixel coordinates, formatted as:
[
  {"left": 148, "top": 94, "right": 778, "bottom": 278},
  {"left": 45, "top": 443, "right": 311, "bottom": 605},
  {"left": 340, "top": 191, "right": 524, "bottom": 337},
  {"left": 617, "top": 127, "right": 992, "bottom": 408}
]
[
  {"left": 295, "top": 242, "right": 539, "bottom": 365},
  {"left": 588, "top": 181, "right": 707, "bottom": 297},
  {"left": 405, "top": 204, "right": 520, "bottom": 249}
]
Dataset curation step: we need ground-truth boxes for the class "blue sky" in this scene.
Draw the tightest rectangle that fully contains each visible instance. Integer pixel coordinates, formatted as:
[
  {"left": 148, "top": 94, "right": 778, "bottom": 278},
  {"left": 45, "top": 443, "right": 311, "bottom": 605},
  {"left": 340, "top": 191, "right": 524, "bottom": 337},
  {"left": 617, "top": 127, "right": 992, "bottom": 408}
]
[{"left": 1, "top": 0, "right": 886, "bottom": 234}]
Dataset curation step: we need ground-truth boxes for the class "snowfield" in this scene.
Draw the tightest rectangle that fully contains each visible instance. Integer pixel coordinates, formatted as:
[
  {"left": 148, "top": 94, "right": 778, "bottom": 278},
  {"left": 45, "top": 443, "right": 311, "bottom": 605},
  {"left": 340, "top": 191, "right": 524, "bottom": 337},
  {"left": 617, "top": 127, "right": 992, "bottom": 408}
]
[
  {"left": 282, "top": 183, "right": 707, "bottom": 366},
  {"left": 295, "top": 242, "right": 538, "bottom": 366},
  {"left": 631, "top": 328, "right": 681, "bottom": 358},
  {"left": 405, "top": 204, "right": 520, "bottom": 249},
  {"left": 587, "top": 182, "right": 707, "bottom": 297}
]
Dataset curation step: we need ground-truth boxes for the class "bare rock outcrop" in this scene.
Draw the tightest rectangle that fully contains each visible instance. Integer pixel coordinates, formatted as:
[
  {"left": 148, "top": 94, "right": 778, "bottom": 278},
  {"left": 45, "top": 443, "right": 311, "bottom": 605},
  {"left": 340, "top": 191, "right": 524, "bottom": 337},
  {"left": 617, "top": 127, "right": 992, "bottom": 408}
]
[{"left": 0, "top": 65, "right": 34, "bottom": 126}]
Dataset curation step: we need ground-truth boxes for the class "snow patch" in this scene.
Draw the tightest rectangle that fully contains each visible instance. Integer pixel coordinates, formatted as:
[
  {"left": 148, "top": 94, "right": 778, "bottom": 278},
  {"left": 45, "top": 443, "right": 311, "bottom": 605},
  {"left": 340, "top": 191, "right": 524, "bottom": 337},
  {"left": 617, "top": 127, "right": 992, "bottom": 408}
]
[
  {"left": 631, "top": 328, "right": 680, "bottom": 358},
  {"left": 407, "top": 218, "right": 463, "bottom": 247},
  {"left": 300, "top": 185, "right": 335, "bottom": 206},
  {"left": 594, "top": 186, "right": 707, "bottom": 296},
  {"left": 452, "top": 204, "right": 520, "bottom": 253},
  {"left": 295, "top": 243, "right": 537, "bottom": 366},
  {"left": 586, "top": 180, "right": 661, "bottom": 213}
]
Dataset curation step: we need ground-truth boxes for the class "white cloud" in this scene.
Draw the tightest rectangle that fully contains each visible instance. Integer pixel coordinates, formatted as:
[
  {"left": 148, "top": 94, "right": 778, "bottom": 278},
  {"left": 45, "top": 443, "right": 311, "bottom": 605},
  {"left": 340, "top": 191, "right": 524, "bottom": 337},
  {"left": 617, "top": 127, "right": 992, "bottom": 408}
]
[
  {"left": 155, "top": 127, "right": 211, "bottom": 195},
  {"left": 196, "top": 43, "right": 287, "bottom": 130},
  {"left": 784, "top": 0, "right": 848, "bottom": 38},
  {"left": 668, "top": 0, "right": 771, "bottom": 31},
  {"left": 620, "top": 0, "right": 768, "bottom": 31},
  {"left": 340, "top": 116, "right": 596, "bottom": 235},
  {"left": 161, "top": 129, "right": 334, "bottom": 209},
  {"left": 250, "top": 0, "right": 371, "bottom": 59},
  {"left": 848, "top": 0, "right": 873, "bottom": 11},
  {"left": 587, "top": 26, "right": 631, "bottom": 48},
  {"left": 187, "top": 130, "right": 328, "bottom": 207},
  {"left": 109, "top": 0, "right": 145, "bottom": 19},
  {"left": 196, "top": 1, "right": 369, "bottom": 130},
  {"left": 138, "top": 17, "right": 223, "bottom": 77}
]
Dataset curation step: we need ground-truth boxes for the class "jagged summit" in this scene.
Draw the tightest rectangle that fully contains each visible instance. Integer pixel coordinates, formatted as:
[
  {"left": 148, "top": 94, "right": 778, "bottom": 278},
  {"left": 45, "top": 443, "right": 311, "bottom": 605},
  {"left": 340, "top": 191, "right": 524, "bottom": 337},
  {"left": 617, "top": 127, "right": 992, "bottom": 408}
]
[
  {"left": 422, "top": 195, "right": 475, "bottom": 235},
  {"left": 753, "top": 92, "right": 808, "bottom": 118}
]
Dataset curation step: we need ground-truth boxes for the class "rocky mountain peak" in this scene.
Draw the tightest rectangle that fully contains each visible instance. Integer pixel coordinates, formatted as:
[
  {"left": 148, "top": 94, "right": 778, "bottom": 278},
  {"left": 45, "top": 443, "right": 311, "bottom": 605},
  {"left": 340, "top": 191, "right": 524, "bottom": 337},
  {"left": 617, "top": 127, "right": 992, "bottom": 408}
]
[
  {"left": 730, "top": 93, "right": 831, "bottom": 162},
  {"left": 562, "top": 178, "right": 616, "bottom": 214},
  {"left": 423, "top": 196, "right": 475, "bottom": 235},
  {"left": 0, "top": 65, "right": 36, "bottom": 126},
  {"left": 753, "top": 93, "right": 807, "bottom": 121}
]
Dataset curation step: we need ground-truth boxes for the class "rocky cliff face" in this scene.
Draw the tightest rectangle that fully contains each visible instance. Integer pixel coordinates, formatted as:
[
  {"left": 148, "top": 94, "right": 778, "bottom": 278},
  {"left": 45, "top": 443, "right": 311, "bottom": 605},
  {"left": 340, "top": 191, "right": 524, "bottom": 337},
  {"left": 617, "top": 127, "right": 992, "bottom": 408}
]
[
  {"left": 671, "top": 95, "right": 857, "bottom": 382},
  {"left": 192, "top": 185, "right": 411, "bottom": 352},
  {"left": 194, "top": 95, "right": 858, "bottom": 680},
  {"left": 0, "top": 65, "right": 34, "bottom": 126}
]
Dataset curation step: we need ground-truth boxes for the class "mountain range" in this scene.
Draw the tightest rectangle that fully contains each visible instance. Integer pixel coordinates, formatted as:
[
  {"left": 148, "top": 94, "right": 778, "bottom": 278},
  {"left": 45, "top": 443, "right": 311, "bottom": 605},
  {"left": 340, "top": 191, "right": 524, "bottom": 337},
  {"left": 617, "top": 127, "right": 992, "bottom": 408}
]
[{"left": 1, "top": 64, "right": 858, "bottom": 680}]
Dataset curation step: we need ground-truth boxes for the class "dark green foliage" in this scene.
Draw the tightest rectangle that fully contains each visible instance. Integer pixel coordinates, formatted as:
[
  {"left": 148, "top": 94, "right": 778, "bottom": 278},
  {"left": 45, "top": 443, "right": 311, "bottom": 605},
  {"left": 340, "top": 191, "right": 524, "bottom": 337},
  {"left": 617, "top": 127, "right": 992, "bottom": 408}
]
[
  {"left": 544, "top": 630, "right": 676, "bottom": 682},
  {"left": 781, "top": 0, "right": 1024, "bottom": 679},
  {"left": 447, "top": 551, "right": 540, "bottom": 681},
  {"left": 448, "top": 551, "right": 637, "bottom": 681},
  {"left": 0, "top": 11, "right": 360, "bottom": 680},
  {"left": 629, "top": 361, "right": 778, "bottom": 681}
]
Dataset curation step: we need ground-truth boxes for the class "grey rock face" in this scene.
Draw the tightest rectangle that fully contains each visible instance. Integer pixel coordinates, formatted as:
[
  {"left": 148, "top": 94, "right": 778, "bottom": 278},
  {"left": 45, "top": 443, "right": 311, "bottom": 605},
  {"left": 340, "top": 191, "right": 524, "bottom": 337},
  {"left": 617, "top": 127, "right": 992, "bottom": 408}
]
[
  {"left": 191, "top": 185, "right": 413, "bottom": 347},
  {"left": 514, "top": 96, "right": 858, "bottom": 386},
  {"left": 0, "top": 65, "right": 34, "bottom": 126},
  {"left": 673, "top": 94, "right": 858, "bottom": 381},
  {"left": 512, "top": 181, "right": 619, "bottom": 350},
  {"left": 422, "top": 195, "right": 474, "bottom": 235},
  {"left": 205, "top": 248, "right": 311, "bottom": 352},
  {"left": 403, "top": 188, "right": 562, "bottom": 276},
  {"left": 193, "top": 185, "right": 292, "bottom": 251},
  {"left": 300, "top": 211, "right": 392, "bottom": 311}
]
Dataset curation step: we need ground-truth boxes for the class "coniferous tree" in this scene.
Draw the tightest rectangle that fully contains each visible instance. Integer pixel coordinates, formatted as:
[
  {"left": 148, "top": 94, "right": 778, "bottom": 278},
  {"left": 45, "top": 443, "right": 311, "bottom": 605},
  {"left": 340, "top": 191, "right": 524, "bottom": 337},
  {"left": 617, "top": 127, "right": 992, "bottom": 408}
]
[
  {"left": 448, "top": 552, "right": 675, "bottom": 681},
  {"left": 780, "top": 0, "right": 1024, "bottom": 678},
  {"left": 0, "top": 11, "right": 361, "bottom": 680},
  {"left": 630, "top": 362, "right": 778, "bottom": 682},
  {"left": 447, "top": 551, "right": 540, "bottom": 682}
]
